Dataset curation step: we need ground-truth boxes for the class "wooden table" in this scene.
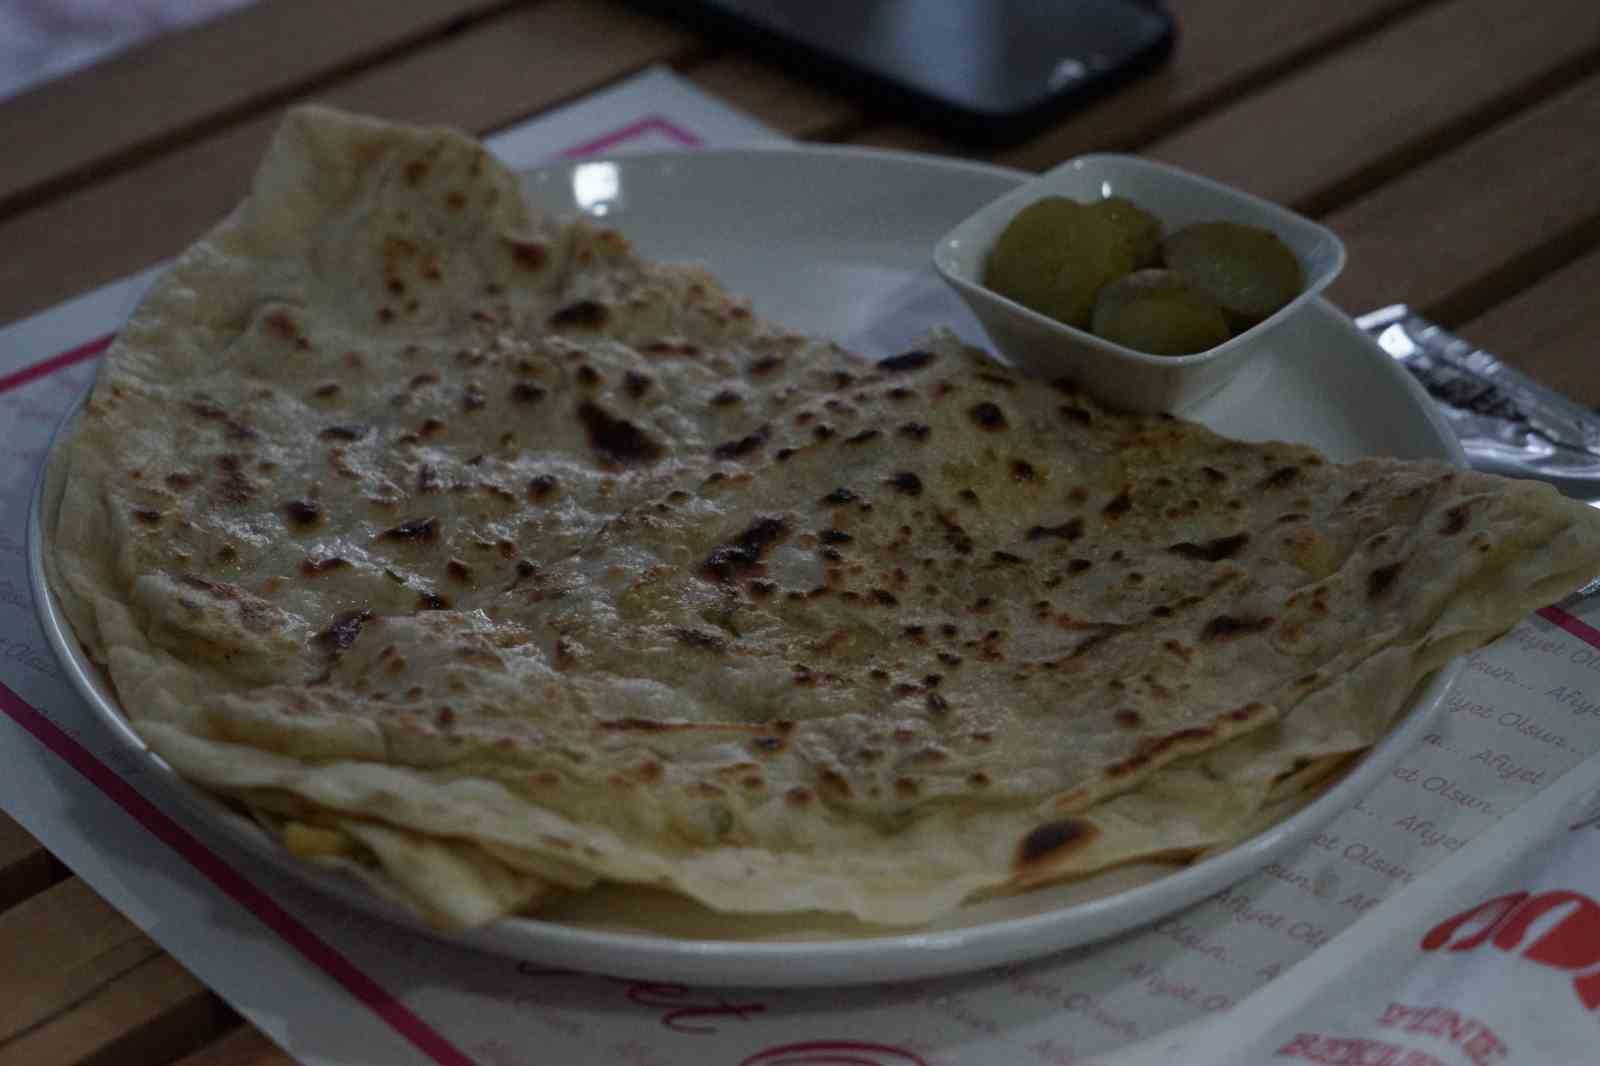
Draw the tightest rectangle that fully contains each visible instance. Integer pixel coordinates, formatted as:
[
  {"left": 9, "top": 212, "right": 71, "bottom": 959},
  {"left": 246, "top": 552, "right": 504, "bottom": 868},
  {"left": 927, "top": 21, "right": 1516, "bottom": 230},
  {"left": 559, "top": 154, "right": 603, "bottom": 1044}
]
[{"left": 4, "top": 1, "right": 1599, "bottom": 1062}]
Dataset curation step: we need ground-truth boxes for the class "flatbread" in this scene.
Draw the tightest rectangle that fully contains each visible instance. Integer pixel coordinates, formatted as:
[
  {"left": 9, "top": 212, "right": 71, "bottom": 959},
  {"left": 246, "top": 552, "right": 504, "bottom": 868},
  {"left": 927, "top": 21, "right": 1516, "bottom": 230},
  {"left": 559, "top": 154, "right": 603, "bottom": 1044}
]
[{"left": 46, "top": 106, "right": 1600, "bottom": 929}]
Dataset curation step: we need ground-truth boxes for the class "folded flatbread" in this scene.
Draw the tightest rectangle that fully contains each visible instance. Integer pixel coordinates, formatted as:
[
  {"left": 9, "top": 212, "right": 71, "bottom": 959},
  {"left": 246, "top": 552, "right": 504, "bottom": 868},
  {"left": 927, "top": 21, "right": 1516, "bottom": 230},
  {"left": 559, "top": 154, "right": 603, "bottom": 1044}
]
[{"left": 46, "top": 107, "right": 1600, "bottom": 928}]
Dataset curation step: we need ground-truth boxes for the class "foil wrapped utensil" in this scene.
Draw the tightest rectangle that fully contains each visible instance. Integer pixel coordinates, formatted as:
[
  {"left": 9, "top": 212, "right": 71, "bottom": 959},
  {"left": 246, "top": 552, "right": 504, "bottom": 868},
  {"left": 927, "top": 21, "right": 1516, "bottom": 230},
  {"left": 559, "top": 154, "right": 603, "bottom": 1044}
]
[{"left": 1357, "top": 305, "right": 1600, "bottom": 501}]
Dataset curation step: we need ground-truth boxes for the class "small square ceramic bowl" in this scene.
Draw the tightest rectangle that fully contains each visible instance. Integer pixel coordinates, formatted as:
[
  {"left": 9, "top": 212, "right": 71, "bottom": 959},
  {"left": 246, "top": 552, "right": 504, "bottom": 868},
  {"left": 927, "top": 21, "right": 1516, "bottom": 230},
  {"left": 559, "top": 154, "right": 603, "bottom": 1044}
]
[{"left": 933, "top": 154, "right": 1345, "bottom": 413}]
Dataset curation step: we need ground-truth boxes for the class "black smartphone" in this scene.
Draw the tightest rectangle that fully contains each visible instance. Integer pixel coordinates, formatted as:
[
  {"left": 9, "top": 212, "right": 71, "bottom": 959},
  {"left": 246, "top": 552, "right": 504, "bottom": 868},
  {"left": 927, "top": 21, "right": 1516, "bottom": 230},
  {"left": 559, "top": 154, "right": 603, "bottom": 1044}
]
[{"left": 641, "top": 1, "right": 1176, "bottom": 147}]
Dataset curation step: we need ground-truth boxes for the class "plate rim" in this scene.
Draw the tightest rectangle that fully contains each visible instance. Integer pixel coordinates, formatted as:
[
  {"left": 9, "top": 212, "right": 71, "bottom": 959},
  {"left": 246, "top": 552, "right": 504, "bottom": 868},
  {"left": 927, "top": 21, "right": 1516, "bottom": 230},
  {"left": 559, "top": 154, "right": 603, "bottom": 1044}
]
[{"left": 28, "top": 144, "right": 1465, "bottom": 987}]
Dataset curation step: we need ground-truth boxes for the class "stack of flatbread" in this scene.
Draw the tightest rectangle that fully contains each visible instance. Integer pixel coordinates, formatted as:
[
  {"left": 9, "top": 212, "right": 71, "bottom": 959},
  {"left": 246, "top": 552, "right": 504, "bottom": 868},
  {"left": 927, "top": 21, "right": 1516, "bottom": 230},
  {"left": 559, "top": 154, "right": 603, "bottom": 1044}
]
[{"left": 45, "top": 107, "right": 1600, "bottom": 929}]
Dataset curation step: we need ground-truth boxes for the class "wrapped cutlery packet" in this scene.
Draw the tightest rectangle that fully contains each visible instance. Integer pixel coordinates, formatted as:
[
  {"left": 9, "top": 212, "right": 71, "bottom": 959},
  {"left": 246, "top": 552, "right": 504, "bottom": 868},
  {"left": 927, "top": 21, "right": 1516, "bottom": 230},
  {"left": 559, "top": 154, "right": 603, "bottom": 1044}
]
[{"left": 1358, "top": 305, "right": 1600, "bottom": 503}]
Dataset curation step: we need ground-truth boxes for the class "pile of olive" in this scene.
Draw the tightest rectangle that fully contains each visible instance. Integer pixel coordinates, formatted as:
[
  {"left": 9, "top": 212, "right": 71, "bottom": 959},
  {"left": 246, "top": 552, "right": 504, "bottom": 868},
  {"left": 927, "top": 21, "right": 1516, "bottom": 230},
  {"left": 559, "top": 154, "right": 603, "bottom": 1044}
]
[{"left": 983, "top": 196, "right": 1304, "bottom": 356}]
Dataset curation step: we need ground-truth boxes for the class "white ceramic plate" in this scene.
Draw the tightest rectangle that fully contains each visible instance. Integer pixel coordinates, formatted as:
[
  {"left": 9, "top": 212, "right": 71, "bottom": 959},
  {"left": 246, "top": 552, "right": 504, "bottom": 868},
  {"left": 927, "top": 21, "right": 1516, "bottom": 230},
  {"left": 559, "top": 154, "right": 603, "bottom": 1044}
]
[{"left": 32, "top": 146, "right": 1464, "bottom": 988}]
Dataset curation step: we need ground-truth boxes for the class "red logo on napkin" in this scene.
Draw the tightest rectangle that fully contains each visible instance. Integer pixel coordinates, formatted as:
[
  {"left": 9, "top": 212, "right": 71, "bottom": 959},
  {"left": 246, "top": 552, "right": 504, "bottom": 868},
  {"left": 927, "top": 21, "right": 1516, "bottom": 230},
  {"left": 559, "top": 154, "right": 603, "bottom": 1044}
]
[{"left": 1421, "top": 889, "right": 1600, "bottom": 1008}]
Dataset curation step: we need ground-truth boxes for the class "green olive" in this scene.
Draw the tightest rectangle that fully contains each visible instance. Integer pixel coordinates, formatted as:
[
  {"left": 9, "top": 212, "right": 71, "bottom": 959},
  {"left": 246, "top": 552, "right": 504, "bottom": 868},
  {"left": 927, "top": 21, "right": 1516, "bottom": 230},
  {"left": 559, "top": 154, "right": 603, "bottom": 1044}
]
[
  {"left": 984, "top": 197, "right": 1133, "bottom": 329},
  {"left": 1089, "top": 196, "right": 1162, "bottom": 269},
  {"left": 1161, "top": 221, "right": 1304, "bottom": 328},
  {"left": 1091, "top": 269, "right": 1232, "bottom": 356}
]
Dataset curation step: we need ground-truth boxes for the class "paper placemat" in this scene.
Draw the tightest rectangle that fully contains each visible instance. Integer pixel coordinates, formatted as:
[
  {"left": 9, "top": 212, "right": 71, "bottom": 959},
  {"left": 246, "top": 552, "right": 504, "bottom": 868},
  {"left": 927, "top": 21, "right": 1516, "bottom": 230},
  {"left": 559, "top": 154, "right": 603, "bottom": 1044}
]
[
  {"left": 1094, "top": 724, "right": 1600, "bottom": 1066},
  {"left": 5, "top": 66, "right": 1600, "bottom": 1066}
]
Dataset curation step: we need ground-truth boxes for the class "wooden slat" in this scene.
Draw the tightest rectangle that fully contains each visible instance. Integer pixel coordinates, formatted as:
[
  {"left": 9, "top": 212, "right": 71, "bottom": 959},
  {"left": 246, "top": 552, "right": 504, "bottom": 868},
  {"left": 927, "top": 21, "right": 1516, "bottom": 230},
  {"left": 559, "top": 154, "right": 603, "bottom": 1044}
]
[
  {"left": 1457, "top": 247, "right": 1600, "bottom": 407},
  {"left": 0, "top": 813, "right": 54, "bottom": 913},
  {"left": 0, "top": 879, "right": 160, "bottom": 1044},
  {"left": 0, "top": 0, "right": 519, "bottom": 218},
  {"left": 687, "top": 55, "right": 860, "bottom": 140},
  {"left": 995, "top": 0, "right": 1433, "bottom": 172},
  {"left": 0, "top": 954, "right": 228, "bottom": 1066},
  {"left": 1324, "top": 72, "right": 1600, "bottom": 323},
  {"left": 0, "top": 0, "right": 695, "bottom": 327},
  {"left": 1146, "top": 0, "right": 1600, "bottom": 215},
  {"left": 844, "top": 123, "right": 964, "bottom": 158},
  {"left": 171, "top": 1025, "right": 296, "bottom": 1066}
]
